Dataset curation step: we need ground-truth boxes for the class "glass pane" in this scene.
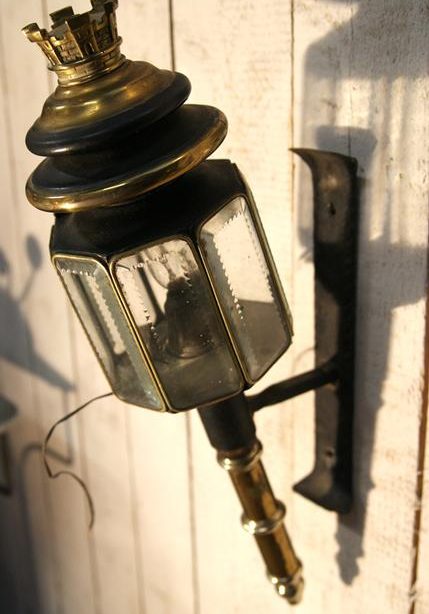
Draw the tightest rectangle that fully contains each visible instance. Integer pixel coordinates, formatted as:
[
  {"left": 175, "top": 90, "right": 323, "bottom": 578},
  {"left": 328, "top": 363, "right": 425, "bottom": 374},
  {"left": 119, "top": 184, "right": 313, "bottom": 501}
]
[
  {"left": 114, "top": 239, "right": 242, "bottom": 409},
  {"left": 200, "top": 196, "right": 292, "bottom": 381},
  {"left": 55, "top": 256, "right": 162, "bottom": 410}
]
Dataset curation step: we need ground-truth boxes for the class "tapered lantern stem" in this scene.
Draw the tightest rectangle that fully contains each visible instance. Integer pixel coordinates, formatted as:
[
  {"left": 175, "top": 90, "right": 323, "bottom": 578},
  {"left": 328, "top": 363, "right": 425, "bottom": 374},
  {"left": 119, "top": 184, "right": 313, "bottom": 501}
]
[{"left": 198, "top": 394, "right": 304, "bottom": 604}]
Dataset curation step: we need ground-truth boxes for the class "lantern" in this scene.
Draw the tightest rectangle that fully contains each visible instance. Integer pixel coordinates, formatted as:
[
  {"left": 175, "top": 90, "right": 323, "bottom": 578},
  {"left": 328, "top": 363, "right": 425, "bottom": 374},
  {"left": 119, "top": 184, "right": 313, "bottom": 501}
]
[
  {"left": 23, "top": 0, "right": 303, "bottom": 604},
  {"left": 48, "top": 161, "right": 293, "bottom": 412}
]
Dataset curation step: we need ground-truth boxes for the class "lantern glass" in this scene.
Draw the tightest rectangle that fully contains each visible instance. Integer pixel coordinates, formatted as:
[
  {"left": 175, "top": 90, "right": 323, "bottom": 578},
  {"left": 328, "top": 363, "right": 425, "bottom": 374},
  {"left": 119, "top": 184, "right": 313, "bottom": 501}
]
[
  {"left": 200, "top": 196, "right": 292, "bottom": 382},
  {"left": 113, "top": 238, "right": 243, "bottom": 409},
  {"left": 55, "top": 256, "right": 163, "bottom": 410}
]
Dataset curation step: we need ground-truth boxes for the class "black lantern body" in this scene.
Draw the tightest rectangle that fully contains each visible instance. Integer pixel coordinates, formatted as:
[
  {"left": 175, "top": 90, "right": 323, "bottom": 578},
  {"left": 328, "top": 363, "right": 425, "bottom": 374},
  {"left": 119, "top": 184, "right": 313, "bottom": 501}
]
[{"left": 50, "top": 160, "right": 292, "bottom": 411}]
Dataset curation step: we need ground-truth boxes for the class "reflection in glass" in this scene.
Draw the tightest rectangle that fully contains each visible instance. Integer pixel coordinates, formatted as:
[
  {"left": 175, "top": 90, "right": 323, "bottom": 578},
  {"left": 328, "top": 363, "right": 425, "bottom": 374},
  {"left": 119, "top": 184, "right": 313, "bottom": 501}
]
[
  {"left": 115, "top": 239, "right": 242, "bottom": 409},
  {"left": 55, "top": 256, "right": 162, "bottom": 410},
  {"left": 200, "top": 196, "right": 292, "bottom": 381}
]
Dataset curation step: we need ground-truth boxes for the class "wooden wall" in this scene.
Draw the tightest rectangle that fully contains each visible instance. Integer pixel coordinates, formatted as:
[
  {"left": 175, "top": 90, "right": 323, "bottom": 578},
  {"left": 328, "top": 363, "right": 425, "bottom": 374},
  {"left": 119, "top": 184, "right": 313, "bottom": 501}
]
[{"left": 0, "top": 1, "right": 428, "bottom": 613}]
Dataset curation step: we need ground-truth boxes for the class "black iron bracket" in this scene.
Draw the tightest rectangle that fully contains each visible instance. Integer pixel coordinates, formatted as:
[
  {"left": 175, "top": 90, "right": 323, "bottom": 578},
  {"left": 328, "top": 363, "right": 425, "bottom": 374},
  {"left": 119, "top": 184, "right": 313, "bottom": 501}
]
[{"left": 247, "top": 149, "right": 358, "bottom": 514}]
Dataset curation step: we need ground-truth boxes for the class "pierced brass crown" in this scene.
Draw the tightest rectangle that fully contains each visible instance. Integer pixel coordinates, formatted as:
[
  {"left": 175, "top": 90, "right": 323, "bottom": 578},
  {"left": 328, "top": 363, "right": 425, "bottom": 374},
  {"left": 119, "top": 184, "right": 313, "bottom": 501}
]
[{"left": 22, "top": 1, "right": 122, "bottom": 85}]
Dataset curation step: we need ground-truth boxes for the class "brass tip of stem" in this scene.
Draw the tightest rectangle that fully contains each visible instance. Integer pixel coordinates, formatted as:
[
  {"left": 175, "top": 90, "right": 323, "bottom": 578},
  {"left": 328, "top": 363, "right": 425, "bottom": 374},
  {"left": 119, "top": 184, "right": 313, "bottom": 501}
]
[{"left": 268, "top": 567, "right": 304, "bottom": 605}]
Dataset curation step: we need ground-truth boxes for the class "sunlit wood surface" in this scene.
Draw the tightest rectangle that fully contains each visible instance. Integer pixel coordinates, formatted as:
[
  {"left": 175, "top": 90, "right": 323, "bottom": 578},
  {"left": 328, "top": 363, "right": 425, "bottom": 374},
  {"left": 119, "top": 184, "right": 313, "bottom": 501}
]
[{"left": 0, "top": 1, "right": 428, "bottom": 613}]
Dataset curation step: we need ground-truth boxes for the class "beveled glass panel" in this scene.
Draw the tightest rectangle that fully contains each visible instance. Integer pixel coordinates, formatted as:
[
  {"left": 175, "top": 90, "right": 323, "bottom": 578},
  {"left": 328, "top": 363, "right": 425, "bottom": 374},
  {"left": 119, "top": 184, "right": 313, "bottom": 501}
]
[
  {"left": 114, "top": 239, "right": 243, "bottom": 409},
  {"left": 55, "top": 256, "right": 163, "bottom": 410},
  {"left": 200, "top": 196, "right": 292, "bottom": 381}
]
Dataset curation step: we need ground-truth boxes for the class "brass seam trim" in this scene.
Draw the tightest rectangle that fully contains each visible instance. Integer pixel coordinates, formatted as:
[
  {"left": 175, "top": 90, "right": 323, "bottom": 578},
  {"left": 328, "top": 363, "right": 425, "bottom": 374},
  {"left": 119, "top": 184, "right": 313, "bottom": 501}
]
[
  {"left": 216, "top": 440, "right": 262, "bottom": 472},
  {"left": 240, "top": 500, "right": 286, "bottom": 536}
]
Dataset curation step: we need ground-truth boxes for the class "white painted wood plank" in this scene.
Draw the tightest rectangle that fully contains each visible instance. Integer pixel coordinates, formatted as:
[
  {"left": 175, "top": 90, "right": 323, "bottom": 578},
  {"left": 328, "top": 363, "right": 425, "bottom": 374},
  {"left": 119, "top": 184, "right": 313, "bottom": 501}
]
[
  {"left": 1, "top": 1, "right": 97, "bottom": 612},
  {"left": 0, "top": 24, "right": 48, "bottom": 611},
  {"left": 292, "top": 1, "right": 429, "bottom": 613},
  {"left": 67, "top": 345, "right": 141, "bottom": 614},
  {"left": 173, "top": 1, "right": 296, "bottom": 612},
  {"left": 0, "top": 7, "right": 69, "bottom": 614}
]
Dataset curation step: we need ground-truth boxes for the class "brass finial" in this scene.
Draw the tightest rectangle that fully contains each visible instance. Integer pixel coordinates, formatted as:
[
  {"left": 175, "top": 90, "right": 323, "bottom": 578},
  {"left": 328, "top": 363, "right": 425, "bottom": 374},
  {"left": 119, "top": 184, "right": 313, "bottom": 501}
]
[{"left": 22, "top": 1, "right": 123, "bottom": 85}]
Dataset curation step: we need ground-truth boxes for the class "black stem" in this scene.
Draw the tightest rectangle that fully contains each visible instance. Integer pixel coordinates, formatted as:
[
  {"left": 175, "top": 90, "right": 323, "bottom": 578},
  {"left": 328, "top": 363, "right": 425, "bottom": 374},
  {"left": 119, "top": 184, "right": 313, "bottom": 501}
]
[{"left": 198, "top": 393, "right": 256, "bottom": 452}]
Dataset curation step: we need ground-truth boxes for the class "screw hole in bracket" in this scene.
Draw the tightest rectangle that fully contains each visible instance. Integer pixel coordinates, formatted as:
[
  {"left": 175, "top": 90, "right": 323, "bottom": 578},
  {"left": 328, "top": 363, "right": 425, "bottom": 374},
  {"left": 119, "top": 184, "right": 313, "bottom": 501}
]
[{"left": 327, "top": 201, "right": 336, "bottom": 216}]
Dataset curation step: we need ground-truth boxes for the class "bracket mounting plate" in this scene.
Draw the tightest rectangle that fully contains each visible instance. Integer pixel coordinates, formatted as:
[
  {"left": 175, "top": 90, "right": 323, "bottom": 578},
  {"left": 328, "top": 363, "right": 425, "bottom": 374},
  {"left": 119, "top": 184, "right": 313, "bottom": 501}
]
[{"left": 291, "top": 149, "right": 358, "bottom": 514}]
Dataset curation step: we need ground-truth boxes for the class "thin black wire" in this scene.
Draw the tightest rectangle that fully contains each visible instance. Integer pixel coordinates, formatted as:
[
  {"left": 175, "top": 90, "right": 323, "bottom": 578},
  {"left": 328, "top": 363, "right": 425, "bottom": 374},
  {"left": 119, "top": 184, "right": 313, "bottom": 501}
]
[{"left": 42, "top": 392, "right": 113, "bottom": 530}]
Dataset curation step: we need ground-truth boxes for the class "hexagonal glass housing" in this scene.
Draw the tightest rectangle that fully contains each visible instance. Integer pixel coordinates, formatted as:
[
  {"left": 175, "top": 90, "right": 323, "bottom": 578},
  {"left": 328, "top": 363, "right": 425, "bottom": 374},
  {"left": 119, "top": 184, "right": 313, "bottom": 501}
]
[{"left": 51, "top": 160, "right": 292, "bottom": 412}]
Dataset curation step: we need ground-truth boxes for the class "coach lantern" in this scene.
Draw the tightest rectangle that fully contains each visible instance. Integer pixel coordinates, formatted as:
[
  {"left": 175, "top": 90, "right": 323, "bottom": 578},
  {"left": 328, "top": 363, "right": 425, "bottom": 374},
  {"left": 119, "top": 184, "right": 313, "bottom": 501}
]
[{"left": 23, "top": 0, "right": 304, "bottom": 604}]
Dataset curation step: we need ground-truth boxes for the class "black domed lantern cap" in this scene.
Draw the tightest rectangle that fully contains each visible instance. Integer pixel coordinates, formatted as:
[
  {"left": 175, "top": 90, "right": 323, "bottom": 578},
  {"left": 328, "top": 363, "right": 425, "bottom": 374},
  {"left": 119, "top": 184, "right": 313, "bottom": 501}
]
[{"left": 23, "top": 0, "right": 293, "bottom": 412}]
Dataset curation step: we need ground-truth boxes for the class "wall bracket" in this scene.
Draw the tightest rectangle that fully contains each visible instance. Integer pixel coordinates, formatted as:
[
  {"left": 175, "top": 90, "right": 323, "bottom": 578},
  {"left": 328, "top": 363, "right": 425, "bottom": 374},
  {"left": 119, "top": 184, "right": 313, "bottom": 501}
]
[{"left": 248, "top": 149, "right": 358, "bottom": 514}]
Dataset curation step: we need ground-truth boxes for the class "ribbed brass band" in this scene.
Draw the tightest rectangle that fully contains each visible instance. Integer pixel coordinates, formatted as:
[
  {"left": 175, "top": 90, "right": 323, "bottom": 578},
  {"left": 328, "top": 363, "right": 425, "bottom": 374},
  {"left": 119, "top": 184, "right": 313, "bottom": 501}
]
[
  {"left": 50, "top": 39, "right": 124, "bottom": 85},
  {"left": 217, "top": 440, "right": 262, "bottom": 472},
  {"left": 241, "top": 500, "right": 285, "bottom": 535}
]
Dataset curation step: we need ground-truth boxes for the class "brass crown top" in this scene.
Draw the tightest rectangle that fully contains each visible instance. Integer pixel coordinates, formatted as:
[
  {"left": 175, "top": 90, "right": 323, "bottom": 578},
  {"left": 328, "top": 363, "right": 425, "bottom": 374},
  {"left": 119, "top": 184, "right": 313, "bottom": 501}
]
[{"left": 22, "top": 1, "right": 122, "bottom": 84}]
